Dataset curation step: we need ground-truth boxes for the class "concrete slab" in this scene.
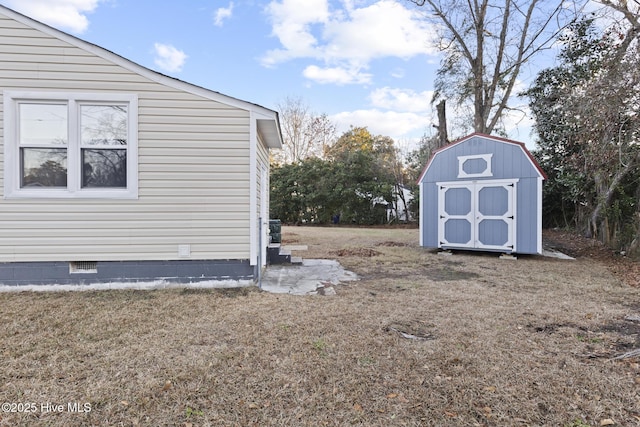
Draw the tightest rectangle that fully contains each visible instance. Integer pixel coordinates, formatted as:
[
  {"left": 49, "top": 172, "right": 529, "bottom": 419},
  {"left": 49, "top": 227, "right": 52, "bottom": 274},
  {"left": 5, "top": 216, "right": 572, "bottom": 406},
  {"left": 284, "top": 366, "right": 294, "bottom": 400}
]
[
  {"left": 260, "top": 259, "right": 358, "bottom": 296},
  {"left": 542, "top": 249, "right": 575, "bottom": 260}
]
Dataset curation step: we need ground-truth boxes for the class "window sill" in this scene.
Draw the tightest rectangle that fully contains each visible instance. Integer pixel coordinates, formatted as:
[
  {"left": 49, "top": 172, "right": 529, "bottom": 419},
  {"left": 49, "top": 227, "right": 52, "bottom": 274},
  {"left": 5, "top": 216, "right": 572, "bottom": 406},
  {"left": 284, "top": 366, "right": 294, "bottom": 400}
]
[{"left": 3, "top": 188, "right": 138, "bottom": 200}]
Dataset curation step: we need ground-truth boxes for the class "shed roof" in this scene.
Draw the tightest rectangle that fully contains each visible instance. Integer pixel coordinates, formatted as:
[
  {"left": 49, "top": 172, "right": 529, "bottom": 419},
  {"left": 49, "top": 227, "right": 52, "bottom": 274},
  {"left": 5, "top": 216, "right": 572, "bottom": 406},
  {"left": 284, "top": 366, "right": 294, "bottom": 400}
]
[
  {"left": 0, "top": 4, "right": 283, "bottom": 149},
  {"left": 417, "top": 133, "right": 547, "bottom": 184}
]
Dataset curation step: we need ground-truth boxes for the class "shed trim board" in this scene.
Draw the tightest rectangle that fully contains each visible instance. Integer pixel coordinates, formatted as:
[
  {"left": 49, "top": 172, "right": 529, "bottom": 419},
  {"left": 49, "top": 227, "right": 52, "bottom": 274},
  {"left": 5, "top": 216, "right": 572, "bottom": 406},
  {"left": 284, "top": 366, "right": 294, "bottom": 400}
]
[
  {"left": 536, "top": 176, "right": 543, "bottom": 254},
  {"left": 419, "top": 133, "right": 545, "bottom": 255},
  {"left": 0, "top": 5, "right": 283, "bottom": 285}
]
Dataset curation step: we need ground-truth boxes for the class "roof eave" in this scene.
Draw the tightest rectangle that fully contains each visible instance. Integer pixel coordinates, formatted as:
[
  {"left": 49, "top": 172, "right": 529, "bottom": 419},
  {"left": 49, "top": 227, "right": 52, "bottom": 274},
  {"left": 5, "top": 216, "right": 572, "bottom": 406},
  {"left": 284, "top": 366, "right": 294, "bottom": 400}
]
[{"left": 257, "top": 117, "right": 283, "bottom": 149}]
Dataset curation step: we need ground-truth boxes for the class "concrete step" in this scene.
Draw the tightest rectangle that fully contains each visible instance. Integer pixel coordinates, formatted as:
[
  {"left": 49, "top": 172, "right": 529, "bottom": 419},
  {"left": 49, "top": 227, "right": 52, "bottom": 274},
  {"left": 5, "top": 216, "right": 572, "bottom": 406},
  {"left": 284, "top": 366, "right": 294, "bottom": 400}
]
[
  {"left": 267, "top": 243, "right": 305, "bottom": 265},
  {"left": 267, "top": 243, "right": 291, "bottom": 265},
  {"left": 282, "top": 245, "right": 308, "bottom": 251}
]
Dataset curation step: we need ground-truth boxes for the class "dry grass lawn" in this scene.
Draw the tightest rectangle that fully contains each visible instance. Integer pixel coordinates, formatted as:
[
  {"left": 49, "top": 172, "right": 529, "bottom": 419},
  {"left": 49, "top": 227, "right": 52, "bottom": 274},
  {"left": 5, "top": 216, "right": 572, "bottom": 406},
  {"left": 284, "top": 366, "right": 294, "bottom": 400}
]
[{"left": 1, "top": 226, "right": 639, "bottom": 427}]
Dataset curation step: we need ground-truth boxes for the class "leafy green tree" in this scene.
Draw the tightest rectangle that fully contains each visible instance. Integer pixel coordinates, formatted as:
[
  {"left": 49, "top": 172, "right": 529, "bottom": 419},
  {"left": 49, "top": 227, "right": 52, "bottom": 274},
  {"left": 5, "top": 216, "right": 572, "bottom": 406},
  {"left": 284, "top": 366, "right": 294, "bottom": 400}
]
[
  {"left": 326, "top": 127, "right": 399, "bottom": 224},
  {"left": 270, "top": 127, "right": 403, "bottom": 225},
  {"left": 270, "top": 158, "right": 337, "bottom": 224},
  {"left": 404, "top": 133, "right": 441, "bottom": 221},
  {"left": 525, "top": 18, "right": 609, "bottom": 229},
  {"left": 526, "top": 11, "right": 640, "bottom": 252}
]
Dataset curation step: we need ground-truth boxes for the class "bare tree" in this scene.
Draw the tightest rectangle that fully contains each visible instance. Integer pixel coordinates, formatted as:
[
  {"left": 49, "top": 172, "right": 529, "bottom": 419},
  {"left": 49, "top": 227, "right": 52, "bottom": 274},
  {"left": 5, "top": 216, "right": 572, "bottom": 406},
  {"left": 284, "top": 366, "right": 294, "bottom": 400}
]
[
  {"left": 409, "top": 0, "right": 584, "bottom": 135},
  {"left": 272, "top": 97, "right": 337, "bottom": 165}
]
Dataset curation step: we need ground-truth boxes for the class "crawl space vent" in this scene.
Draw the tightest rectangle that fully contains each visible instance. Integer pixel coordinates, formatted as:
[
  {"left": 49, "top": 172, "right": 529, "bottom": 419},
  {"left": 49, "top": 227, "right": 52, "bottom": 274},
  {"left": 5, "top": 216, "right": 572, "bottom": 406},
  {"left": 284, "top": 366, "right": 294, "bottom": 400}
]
[{"left": 69, "top": 261, "right": 98, "bottom": 274}]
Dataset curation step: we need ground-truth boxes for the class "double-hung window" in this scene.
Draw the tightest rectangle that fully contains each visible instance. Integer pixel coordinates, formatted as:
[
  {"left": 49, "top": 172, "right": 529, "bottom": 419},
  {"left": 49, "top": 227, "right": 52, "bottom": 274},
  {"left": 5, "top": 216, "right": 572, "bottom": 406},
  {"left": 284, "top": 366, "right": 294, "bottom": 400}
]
[{"left": 4, "top": 91, "right": 138, "bottom": 199}]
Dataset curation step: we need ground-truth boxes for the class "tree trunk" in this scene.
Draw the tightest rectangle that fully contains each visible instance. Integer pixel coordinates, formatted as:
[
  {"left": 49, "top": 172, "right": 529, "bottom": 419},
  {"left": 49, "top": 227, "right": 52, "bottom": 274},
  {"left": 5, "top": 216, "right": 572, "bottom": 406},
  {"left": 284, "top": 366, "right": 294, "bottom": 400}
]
[
  {"left": 589, "top": 162, "right": 634, "bottom": 241},
  {"left": 436, "top": 100, "right": 448, "bottom": 148}
]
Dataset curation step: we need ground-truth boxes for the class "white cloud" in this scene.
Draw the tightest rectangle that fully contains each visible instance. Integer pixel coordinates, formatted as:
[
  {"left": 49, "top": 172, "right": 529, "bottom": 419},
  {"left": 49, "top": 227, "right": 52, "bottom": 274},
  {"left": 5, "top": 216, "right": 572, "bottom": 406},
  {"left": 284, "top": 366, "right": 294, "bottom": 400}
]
[
  {"left": 303, "top": 65, "right": 372, "bottom": 85},
  {"left": 153, "top": 43, "right": 188, "bottom": 73},
  {"left": 369, "top": 87, "right": 434, "bottom": 113},
  {"left": 331, "top": 109, "right": 432, "bottom": 139},
  {"left": 262, "top": 0, "right": 330, "bottom": 66},
  {"left": 330, "top": 86, "right": 535, "bottom": 149},
  {"left": 213, "top": 2, "right": 234, "bottom": 27},
  {"left": 390, "top": 68, "right": 405, "bottom": 79},
  {"left": 320, "top": 0, "right": 438, "bottom": 63},
  {"left": 329, "top": 86, "right": 436, "bottom": 141},
  {"left": 262, "top": 0, "right": 438, "bottom": 84},
  {"left": 3, "top": 0, "right": 101, "bottom": 33}
]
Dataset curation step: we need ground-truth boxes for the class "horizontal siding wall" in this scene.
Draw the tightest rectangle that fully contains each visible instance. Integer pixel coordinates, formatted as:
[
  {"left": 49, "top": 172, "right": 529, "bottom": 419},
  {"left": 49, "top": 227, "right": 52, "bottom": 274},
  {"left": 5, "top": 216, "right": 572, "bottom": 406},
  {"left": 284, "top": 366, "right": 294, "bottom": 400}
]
[{"left": 0, "top": 14, "right": 252, "bottom": 262}]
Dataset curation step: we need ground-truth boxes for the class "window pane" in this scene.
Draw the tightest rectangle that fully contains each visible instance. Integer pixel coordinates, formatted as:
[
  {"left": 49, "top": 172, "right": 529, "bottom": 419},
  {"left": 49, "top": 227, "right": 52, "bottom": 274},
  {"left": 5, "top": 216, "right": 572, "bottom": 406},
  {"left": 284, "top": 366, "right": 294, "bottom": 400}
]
[
  {"left": 82, "top": 149, "right": 127, "bottom": 188},
  {"left": 21, "top": 148, "right": 68, "bottom": 187},
  {"left": 81, "top": 105, "right": 127, "bottom": 146},
  {"left": 19, "top": 103, "right": 68, "bottom": 145}
]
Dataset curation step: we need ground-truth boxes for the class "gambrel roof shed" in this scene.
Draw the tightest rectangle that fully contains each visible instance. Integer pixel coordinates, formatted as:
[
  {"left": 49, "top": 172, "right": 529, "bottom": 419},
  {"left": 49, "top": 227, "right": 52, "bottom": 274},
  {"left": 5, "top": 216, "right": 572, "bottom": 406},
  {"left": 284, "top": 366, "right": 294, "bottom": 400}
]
[
  {"left": 418, "top": 133, "right": 546, "bottom": 255},
  {"left": 0, "top": 5, "right": 283, "bottom": 286}
]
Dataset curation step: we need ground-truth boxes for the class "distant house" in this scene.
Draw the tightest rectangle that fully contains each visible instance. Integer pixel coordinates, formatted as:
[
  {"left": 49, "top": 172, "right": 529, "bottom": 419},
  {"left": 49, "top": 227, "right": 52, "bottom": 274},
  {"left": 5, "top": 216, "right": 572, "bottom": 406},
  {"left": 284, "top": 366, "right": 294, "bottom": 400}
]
[
  {"left": 0, "top": 5, "right": 282, "bottom": 285},
  {"left": 377, "top": 185, "right": 414, "bottom": 223},
  {"left": 418, "top": 133, "right": 546, "bottom": 255},
  {"left": 389, "top": 184, "right": 414, "bottom": 223}
]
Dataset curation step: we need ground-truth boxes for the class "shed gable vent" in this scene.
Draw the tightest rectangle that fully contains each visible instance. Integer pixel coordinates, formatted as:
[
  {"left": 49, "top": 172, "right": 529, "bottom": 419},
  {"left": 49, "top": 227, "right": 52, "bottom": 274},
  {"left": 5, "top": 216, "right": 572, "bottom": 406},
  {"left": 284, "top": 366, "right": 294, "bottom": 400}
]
[
  {"left": 457, "top": 154, "right": 493, "bottom": 178},
  {"left": 69, "top": 261, "right": 98, "bottom": 274}
]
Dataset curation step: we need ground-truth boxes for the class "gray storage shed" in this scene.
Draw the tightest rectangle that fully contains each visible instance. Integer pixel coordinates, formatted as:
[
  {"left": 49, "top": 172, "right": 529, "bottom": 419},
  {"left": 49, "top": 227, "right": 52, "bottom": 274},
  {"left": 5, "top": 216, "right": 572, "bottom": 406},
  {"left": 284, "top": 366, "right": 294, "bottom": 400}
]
[{"left": 418, "top": 133, "right": 546, "bottom": 254}]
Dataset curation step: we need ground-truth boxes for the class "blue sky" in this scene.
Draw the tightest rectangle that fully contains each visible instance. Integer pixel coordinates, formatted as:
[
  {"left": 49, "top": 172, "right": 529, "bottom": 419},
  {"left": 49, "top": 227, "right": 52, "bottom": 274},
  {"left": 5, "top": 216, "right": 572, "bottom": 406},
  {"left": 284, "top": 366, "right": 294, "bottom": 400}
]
[{"left": 0, "top": 0, "right": 537, "bottom": 149}]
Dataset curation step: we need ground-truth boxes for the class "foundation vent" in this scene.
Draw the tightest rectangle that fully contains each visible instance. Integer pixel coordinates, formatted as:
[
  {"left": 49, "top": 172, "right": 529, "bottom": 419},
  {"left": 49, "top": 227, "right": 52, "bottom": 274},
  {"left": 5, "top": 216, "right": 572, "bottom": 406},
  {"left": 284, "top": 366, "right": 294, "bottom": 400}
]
[{"left": 69, "top": 261, "right": 98, "bottom": 274}]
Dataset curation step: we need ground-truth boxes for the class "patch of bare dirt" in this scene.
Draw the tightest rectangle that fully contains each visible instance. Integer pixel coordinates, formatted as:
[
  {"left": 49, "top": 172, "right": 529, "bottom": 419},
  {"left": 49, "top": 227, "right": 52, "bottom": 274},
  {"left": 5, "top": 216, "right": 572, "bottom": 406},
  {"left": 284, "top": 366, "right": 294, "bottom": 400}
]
[
  {"left": 330, "top": 247, "right": 382, "bottom": 257},
  {"left": 376, "top": 241, "right": 408, "bottom": 247},
  {"left": 544, "top": 228, "right": 640, "bottom": 287}
]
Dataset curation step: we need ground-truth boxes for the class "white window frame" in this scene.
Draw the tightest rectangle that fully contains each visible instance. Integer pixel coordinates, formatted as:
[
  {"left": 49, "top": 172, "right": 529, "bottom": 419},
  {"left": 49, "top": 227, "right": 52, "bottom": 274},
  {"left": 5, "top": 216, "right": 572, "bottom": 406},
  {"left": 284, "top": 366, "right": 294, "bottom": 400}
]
[
  {"left": 3, "top": 90, "right": 138, "bottom": 199},
  {"left": 457, "top": 153, "right": 493, "bottom": 179}
]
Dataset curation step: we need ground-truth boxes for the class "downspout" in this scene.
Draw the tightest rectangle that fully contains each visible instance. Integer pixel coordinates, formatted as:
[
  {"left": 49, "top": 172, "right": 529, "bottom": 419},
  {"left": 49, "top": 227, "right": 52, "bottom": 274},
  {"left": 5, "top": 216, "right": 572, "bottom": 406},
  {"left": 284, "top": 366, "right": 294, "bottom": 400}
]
[{"left": 249, "top": 112, "right": 258, "bottom": 274}]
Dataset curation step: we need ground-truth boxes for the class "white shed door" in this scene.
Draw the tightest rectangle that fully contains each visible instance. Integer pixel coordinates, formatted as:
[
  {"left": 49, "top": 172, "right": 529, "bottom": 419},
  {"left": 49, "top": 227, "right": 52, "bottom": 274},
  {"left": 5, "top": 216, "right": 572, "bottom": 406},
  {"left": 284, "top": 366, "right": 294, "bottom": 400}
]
[{"left": 438, "top": 180, "right": 516, "bottom": 252}]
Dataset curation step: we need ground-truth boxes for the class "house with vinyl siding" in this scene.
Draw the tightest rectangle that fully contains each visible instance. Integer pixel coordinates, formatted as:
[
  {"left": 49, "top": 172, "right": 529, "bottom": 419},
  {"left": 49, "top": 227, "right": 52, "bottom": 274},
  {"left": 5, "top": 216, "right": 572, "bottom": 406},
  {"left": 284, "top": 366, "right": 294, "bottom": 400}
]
[{"left": 0, "top": 5, "right": 282, "bottom": 286}]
